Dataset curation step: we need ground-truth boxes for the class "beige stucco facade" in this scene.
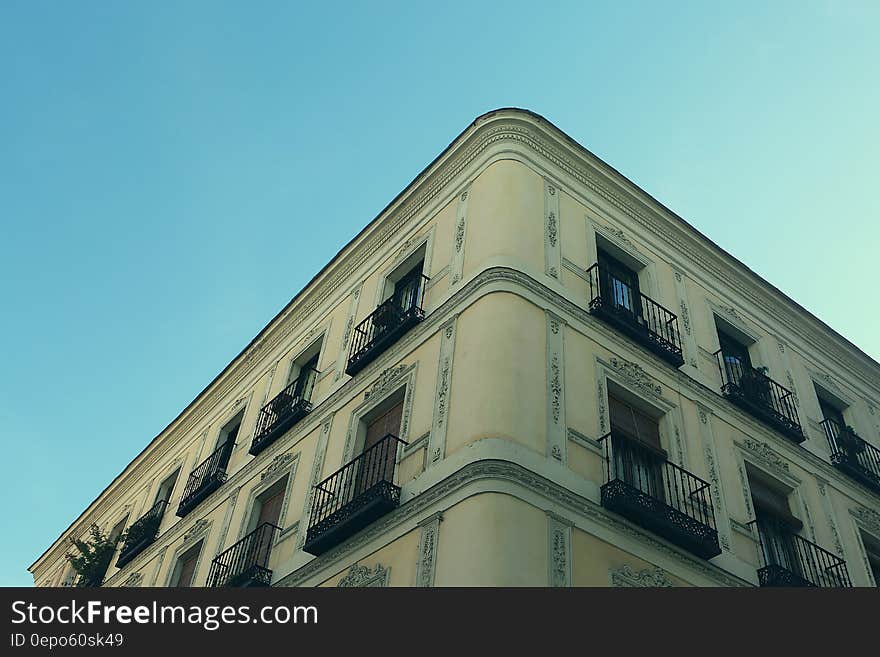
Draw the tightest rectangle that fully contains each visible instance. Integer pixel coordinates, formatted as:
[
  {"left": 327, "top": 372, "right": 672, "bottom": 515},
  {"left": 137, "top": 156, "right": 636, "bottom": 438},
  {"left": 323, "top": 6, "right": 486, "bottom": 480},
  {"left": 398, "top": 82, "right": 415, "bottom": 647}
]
[{"left": 29, "top": 109, "right": 880, "bottom": 588}]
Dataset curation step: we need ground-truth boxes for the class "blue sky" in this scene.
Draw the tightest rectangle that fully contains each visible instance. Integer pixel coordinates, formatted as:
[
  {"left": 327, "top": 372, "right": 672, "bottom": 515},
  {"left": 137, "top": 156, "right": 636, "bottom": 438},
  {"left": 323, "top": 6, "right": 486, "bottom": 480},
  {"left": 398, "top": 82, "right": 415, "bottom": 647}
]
[{"left": 1, "top": 2, "right": 877, "bottom": 586}]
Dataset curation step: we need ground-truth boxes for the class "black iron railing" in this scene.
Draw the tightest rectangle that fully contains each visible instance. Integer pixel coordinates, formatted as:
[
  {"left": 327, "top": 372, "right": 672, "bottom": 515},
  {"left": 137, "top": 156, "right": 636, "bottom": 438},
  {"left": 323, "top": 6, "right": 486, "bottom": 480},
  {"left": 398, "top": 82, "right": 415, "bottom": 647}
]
[
  {"left": 821, "top": 418, "right": 880, "bottom": 494},
  {"left": 206, "top": 522, "right": 280, "bottom": 587},
  {"left": 116, "top": 500, "right": 167, "bottom": 568},
  {"left": 751, "top": 516, "right": 851, "bottom": 587},
  {"left": 598, "top": 431, "right": 720, "bottom": 558},
  {"left": 304, "top": 433, "right": 407, "bottom": 555},
  {"left": 715, "top": 351, "right": 804, "bottom": 442},
  {"left": 346, "top": 275, "right": 429, "bottom": 376},
  {"left": 250, "top": 372, "right": 317, "bottom": 456},
  {"left": 177, "top": 439, "right": 235, "bottom": 518},
  {"left": 586, "top": 263, "right": 684, "bottom": 367}
]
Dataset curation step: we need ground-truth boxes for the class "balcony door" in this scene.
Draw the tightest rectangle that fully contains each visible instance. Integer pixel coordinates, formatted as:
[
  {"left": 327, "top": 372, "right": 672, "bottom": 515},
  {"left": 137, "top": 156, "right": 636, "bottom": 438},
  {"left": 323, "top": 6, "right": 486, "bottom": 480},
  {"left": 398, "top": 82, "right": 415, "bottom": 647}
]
[
  {"left": 750, "top": 477, "right": 803, "bottom": 578},
  {"left": 291, "top": 353, "right": 319, "bottom": 403},
  {"left": 390, "top": 262, "right": 424, "bottom": 313},
  {"left": 355, "top": 400, "right": 403, "bottom": 495},
  {"left": 215, "top": 416, "right": 240, "bottom": 471},
  {"left": 598, "top": 250, "right": 641, "bottom": 318},
  {"left": 249, "top": 479, "right": 286, "bottom": 572},
  {"left": 608, "top": 394, "right": 664, "bottom": 500},
  {"left": 718, "top": 331, "right": 753, "bottom": 381}
]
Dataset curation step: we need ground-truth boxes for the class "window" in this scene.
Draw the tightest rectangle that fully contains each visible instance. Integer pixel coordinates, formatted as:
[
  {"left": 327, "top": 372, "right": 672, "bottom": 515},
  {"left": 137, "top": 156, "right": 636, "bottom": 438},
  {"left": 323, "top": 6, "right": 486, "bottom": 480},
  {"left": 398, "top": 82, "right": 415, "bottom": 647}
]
[
  {"left": 109, "top": 517, "right": 127, "bottom": 543},
  {"left": 287, "top": 341, "right": 321, "bottom": 404},
  {"left": 155, "top": 468, "right": 180, "bottom": 506},
  {"left": 597, "top": 248, "right": 641, "bottom": 315},
  {"left": 170, "top": 541, "right": 202, "bottom": 587},
  {"left": 608, "top": 392, "right": 665, "bottom": 499},
  {"left": 214, "top": 412, "right": 243, "bottom": 470},
  {"left": 861, "top": 532, "right": 880, "bottom": 587},
  {"left": 748, "top": 470, "right": 803, "bottom": 575},
  {"left": 718, "top": 329, "right": 753, "bottom": 372},
  {"left": 356, "top": 395, "right": 404, "bottom": 494},
  {"left": 380, "top": 245, "right": 426, "bottom": 307},
  {"left": 816, "top": 388, "right": 846, "bottom": 429}
]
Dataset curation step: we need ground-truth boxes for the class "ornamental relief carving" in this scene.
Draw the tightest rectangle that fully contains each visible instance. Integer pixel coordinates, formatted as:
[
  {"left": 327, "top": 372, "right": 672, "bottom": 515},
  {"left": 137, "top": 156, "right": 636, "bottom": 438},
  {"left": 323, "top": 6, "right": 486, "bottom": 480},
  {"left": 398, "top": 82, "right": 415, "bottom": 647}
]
[
  {"left": 851, "top": 506, "right": 880, "bottom": 536},
  {"left": 261, "top": 452, "right": 297, "bottom": 482},
  {"left": 608, "top": 357, "right": 662, "bottom": 396},
  {"left": 336, "top": 563, "right": 389, "bottom": 588},
  {"left": 122, "top": 572, "right": 143, "bottom": 587},
  {"left": 740, "top": 438, "right": 790, "bottom": 474},
  {"left": 609, "top": 565, "right": 675, "bottom": 587},
  {"left": 364, "top": 364, "right": 409, "bottom": 400},
  {"left": 183, "top": 519, "right": 211, "bottom": 545}
]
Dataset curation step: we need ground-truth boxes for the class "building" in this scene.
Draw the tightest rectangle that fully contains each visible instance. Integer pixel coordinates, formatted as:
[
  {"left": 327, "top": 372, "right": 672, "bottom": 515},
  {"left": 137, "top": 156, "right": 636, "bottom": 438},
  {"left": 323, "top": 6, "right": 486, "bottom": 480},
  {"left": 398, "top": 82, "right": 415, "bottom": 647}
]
[{"left": 29, "top": 108, "right": 880, "bottom": 588}]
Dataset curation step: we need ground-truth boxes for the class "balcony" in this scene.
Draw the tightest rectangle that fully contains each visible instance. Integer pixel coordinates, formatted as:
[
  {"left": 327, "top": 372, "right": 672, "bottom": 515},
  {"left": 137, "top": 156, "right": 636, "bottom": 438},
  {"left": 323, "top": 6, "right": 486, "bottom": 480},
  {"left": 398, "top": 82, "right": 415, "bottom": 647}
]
[
  {"left": 206, "top": 522, "right": 280, "bottom": 587},
  {"left": 715, "top": 351, "right": 804, "bottom": 443},
  {"left": 598, "top": 431, "right": 721, "bottom": 559},
  {"left": 249, "top": 376, "right": 315, "bottom": 456},
  {"left": 586, "top": 263, "right": 684, "bottom": 368},
  {"left": 345, "top": 275, "right": 428, "bottom": 376},
  {"left": 304, "top": 434, "right": 406, "bottom": 556},
  {"left": 821, "top": 418, "right": 880, "bottom": 494},
  {"left": 751, "top": 517, "right": 851, "bottom": 587},
  {"left": 116, "top": 500, "right": 167, "bottom": 568},
  {"left": 177, "top": 439, "right": 235, "bottom": 518}
]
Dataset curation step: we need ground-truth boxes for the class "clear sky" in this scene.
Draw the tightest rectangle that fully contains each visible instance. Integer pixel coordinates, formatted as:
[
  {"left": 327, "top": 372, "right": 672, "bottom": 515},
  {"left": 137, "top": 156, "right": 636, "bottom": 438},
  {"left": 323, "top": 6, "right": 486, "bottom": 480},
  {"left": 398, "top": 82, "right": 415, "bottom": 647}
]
[{"left": 1, "top": 2, "right": 878, "bottom": 586}]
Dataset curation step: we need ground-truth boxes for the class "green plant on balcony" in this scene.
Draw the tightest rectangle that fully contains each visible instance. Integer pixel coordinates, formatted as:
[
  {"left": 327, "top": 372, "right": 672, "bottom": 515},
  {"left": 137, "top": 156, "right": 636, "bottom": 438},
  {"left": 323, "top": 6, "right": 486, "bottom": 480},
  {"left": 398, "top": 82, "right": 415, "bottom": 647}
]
[{"left": 65, "top": 524, "right": 124, "bottom": 587}]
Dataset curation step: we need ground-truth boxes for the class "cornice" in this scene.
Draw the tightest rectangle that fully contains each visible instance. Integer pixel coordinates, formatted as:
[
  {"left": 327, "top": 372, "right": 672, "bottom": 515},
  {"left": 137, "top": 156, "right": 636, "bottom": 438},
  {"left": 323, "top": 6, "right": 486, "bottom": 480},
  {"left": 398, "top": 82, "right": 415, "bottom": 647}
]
[
  {"left": 275, "top": 458, "right": 749, "bottom": 588},
  {"left": 33, "top": 109, "right": 880, "bottom": 574}
]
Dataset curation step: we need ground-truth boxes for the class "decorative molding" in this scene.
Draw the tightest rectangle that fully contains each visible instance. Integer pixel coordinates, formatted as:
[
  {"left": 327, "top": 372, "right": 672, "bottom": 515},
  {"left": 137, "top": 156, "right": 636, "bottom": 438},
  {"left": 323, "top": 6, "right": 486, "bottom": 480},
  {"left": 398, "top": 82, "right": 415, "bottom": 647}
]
[
  {"left": 850, "top": 506, "right": 880, "bottom": 536},
  {"left": 297, "top": 416, "right": 333, "bottom": 550},
  {"left": 337, "top": 563, "right": 389, "bottom": 588},
  {"left": 183, "top": 519, "right": 211, "bottom": 545},
  {"left": 261, "top": 452, "right": 297, "bottom": 482},
  {"left": 785, "top": 371, "right": 800, "bottom": 407},
  {"left": 415, "top": 513, "right": 442, "bottom": 587},
  {"left": 566, "top": 427, "right": 603, "bottom": 456},
  {"left": 544, "top": 180, "right": 561, "bottom": 279},
  {"left": 364, "top": 364, "right": 410, "bottom": 401},
  {"left": 597, "top": 381, "right": 607, "bottom": 434},
  {"left": 594, "top": 222, "right": 635, "bottom": 251},
  {"left": 277, "top": 459, "right": 750, "bottom": 588},
  {"left": 429, "top": 317, "right": 457, "bottom": 465},
  {"left": 679, "top": 301, "right": 692, "bottom": 335},
  {"left": 547, "top": 512, "right": 571, "bottom": 587},
  {"left": 546, "top": 311, "right": 566, "bottom": 463},
  {"left": 561, "top": 257, "right": 589, "bottom": 281},
  {"left": 121, "top": 572, "right": 142, "bottom": 588},
  {"left": 609, "top": 564, "right": 675, "bottom": 587},
  {"left": 335, "top": 284, "right": 363, "bottom": 382},
  {"left": 450, "top": 187, "right": 470, "bottom": 285},
  {"left": 608, "top": 356, "right": 662, "bottom": 397},
  {"left": 816, "top": 480, "right": 844, "bottom": 556},
  {"left": 215, "top": 487, "right": 240, "bottom": 553},
  {"left": 739, "top": 438, "right": 790, "bottom": 475}
]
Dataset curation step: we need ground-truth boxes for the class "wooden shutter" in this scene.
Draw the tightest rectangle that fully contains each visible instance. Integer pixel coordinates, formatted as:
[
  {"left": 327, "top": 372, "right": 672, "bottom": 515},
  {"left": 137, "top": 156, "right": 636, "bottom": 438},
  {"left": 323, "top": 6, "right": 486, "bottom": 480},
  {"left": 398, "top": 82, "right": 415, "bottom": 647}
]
[
  {"left": 257, "top": 485, "right": 285, "bottom": 528},
  {"left": 364, "top": 400, "right": 404, "bottom": 451},
  {"left": 176, "top": 548, "right": 200, "bottom": 587}
]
